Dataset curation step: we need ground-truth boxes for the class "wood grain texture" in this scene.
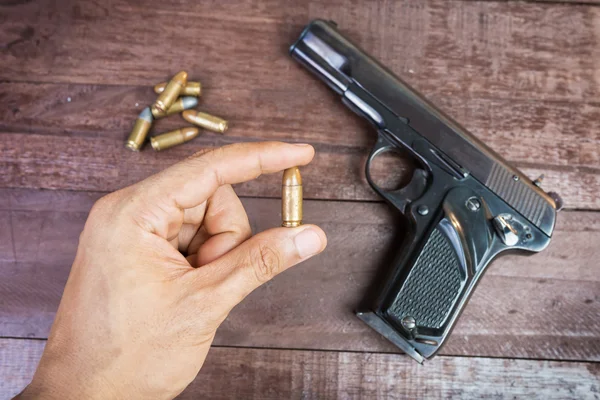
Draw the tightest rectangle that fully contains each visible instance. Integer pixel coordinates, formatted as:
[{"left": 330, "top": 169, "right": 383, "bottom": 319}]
[
  {"left": 1, "top": 188, "right": 598, "bottom": 361},
  {"left": 1, "top": 0, "right": 599, "bottom": 394},
  {"left": 1, "top": 0, "right": 599, "bottom": 208},
  {"left": 525, "top": 0, "right": 600, "bottom": 4},
  {"left": 2, "top": 339, "right": 599, "bottom": 400},
  {"left": 0, "top": 0, "right": 598, "bottom": 101},
  {"left": 0, "top": 82, "right": 598, "bottom": 208},
  {"left": 3, "top": 130, "right": 597, "bottom": 209}
]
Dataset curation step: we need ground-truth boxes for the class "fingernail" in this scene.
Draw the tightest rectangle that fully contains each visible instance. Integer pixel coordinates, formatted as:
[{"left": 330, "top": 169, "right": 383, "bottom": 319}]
[
  {"left": 294, "top": 228, "right": 323, "bottom": 259},
  {"left": 294, "top": 143, "right": 311, "bottom": 147}
]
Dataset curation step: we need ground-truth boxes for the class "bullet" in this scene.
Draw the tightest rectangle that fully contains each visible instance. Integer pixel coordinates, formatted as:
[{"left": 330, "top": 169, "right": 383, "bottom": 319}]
[
  {"left": 282, "top": 167, "right": 303, "bottom": 227},
  {"left": 182, "top": 110, "right": 228, "bottom": 133},
  {"left": 150, "top": 127, "right": 200, "bottom": 151},
  {"left": 125, "top": 107, "right": 153, "bottom": 151},
  {"left": 154, "top": 97, "right": 198, "bottom": 119},
  {"left": 151, "top": 71, "right": 188, "bottom": 117},
  {"left": 154, "top": 81, "right": 201, "bottom": 97}
]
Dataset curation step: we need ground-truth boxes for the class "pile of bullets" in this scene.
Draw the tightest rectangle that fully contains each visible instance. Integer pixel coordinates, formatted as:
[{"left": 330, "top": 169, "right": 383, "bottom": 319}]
[{"left": 125, "top": 71, "right": 228, "bottom": 152}]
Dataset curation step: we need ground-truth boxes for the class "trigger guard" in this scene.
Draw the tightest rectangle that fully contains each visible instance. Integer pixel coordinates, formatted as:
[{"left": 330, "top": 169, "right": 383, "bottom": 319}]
[
  {"left": 365, "top": 134, "right": 394, "bottom": 189},
  {"left": 366, "top": 135, "right": 429, "bottom": 213}
]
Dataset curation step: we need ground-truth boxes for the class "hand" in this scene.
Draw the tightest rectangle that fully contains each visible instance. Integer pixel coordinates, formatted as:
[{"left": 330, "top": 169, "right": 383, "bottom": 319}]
[{"left": 17, "top": 142, "right": 327, "bottom": 400}]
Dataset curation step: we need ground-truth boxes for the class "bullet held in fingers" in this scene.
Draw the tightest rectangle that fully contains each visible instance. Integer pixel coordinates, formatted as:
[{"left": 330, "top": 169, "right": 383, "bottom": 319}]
[
  {"left": 182, "top": 110, "right": 228, "bottom": 133},
  {"left": 150, "top": 127, "right": 200, "bottom": 151},
  {"left": 282, "top": 167, "right": 303, "bottom": 228},
  {"left": 154, "top": 81, "right": 201, "bottom": 97},
  {"left": 151, "top": 71, "right": 188, "bottom": 117},
  {"left": 125, "top": 107, "right": 153, "bottom": 151}
]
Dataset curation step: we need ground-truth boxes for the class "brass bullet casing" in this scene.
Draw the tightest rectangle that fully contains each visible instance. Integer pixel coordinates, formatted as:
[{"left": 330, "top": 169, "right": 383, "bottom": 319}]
[
  {"left": 154, "top": 81, "right": 201, "bottom": 97},
  {"left": 125, "top": 107, "right": 153, "bottom": 151},
  {"left": 151, "top": 71, "right": 188, "bottom": 117},
  {"left": 182, "top": 110, "right": 228, "bottom": 133},
  {"left": 154, "top": 97, "right": 198, "bottom": 119},
  {"left": 150, "top": 127, "right": 200, "bottom": 151},
  {"left": 282, "top": 167, "right": 303, "bottom": 227}
]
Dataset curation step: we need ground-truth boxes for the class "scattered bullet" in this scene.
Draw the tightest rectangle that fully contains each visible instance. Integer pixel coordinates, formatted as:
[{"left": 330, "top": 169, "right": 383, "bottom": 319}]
[
  {"left": 154, "top": 96, "right": 198, "bottom": 118},
  {"left": 182, "top": 110, "right": 228, "bottom": 133},
  {"left": 154, "top": 81, "right": 201, "bottom": 97},
  {"left": 151, "top": 71, "right": 188, "bottom": 117},
  {"left": 150, "top": 127, "right": 200, "bottom": 151},
  {"left": 125, "top": 107, "right": 153, "bottom": 151},
  {"left": 282, "top": 167, "right": 303, "bottom": 227}
]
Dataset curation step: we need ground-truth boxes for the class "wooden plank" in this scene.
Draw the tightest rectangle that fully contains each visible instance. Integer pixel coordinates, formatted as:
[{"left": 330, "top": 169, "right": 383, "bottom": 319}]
[
  {"left": 0, "top": 82, "right": 598, "bottom": 208},
  {"left": 524, "top": 1, "right": 600, "bottom": 4},
  {"left": 1, "top": 188, "right": 598, "bottom": 361},
  {"left": 1, "top": 339, "right": 599, "bottom": 400},
  {"left": 2, "top": 130, "right": 597, "bottom": 209},
  {"left": 2, "top": 0, "right": 599, "bottom": 208},
  {"left": 1, "top": 0, "right": 598, "bottom": 103}
]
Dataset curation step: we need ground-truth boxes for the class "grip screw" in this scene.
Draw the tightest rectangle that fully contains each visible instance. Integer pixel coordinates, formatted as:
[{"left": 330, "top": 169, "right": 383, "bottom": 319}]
[
  {"left": 465, "top": 197, "right": 481, "bottom": 212},
  {"left": 401, "top": 316, "right": 416, "bottom": 330},
  {"left": 417, "top": 205, "right": 429, "bottom": 216}
]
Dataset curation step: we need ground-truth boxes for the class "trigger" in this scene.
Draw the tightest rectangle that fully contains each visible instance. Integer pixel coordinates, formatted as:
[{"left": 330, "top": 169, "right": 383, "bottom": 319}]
[{"left": 385, "top": 168, "right": 429, "bottom": 213}]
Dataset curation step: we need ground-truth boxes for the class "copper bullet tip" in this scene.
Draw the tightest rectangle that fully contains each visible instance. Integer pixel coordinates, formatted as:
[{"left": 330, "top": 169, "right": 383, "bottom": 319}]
[
  {"left": 282, "top": 166, "right": 302, "bottom": 186},
  {"left": 181, "top": 126, "right": 199, "bottom": 139},
  {"left": 173, "top": 70, "right": 188, "bottom": 83}
]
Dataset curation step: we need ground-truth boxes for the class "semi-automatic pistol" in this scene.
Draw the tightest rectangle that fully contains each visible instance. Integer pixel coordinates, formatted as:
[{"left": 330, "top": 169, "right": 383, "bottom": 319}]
[{"left": 290, "top": 20, "right": 562, "bottom": 363}]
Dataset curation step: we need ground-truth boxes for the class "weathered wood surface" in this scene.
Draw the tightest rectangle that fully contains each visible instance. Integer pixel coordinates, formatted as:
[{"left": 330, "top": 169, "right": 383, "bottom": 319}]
[
  {"left": 0, "top": 82, "right": 598, "bottom": 208},
  {"left": 1, "top": 0, "right": 597, "bottom": 99},
  {"left": 1, "top": 338, "right": 599, "bottom": 400},
  {"left": 1, "top": 0, "right": 599, "bottom": 397},
  {"left": 1, "top": 188, "right": 598, "bottom": 361},
  {"left": 1, "top": 0, "right": 599, "bottom": 207}
]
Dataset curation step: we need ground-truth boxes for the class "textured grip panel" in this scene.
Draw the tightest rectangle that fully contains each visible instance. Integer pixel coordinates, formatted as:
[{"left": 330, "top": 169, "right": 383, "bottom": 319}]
[
  {"left": 486, "top": 163, "right": 550, "bottom": 229},
  {"left": 389, "top": 227, "right": 462, "bottom": 329}
]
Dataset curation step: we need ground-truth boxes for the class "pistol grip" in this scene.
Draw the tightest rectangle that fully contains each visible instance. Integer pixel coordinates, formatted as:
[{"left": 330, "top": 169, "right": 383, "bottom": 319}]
[
  {"left": 388, "top": 220, "right": 465, "bottom": 333},
  {"left": 360, "top": 186, "right": 503, "bottom": 362}
]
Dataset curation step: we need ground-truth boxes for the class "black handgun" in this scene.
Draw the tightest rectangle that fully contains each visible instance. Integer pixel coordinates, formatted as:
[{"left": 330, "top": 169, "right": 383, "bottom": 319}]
[{"left": 290, "top": 20, "right": 562, "bottom": 363}]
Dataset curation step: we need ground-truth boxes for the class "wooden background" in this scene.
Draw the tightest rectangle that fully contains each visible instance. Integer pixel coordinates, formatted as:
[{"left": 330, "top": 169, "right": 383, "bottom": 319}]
[{"left": 1, "top": 0, "right": 599, "bottom": 398}]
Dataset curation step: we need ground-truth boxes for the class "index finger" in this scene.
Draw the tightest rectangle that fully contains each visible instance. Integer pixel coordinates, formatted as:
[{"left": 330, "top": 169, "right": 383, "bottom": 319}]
[{"left": 139, "top": 141, "right": 314, "bottom": 210}]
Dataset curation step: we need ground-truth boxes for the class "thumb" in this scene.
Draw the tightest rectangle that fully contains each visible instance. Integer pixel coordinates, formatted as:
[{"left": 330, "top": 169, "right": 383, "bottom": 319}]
[{"left": 205, "top": 225, "right": 327, "bottom": 309}]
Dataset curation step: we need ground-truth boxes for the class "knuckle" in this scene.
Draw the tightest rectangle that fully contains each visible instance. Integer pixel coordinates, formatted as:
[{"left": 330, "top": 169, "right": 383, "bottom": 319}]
[
  {"left": 81, "top": 191, "right": 127, "bottom": 240},
  {"left": 188, "top": 145, "right": 226, "bottom": 164},
  {"left": 186, "top": 148, "right": 226, "bottom": 186},
  {"left": 240, "top": 222, "right": 253, "bottom": 241},
  {"left": 88, "top": 192, "right": 117, "bottom": 220},
  {"left": 88, "top": 187, "right": 148, "bottom": 227},
  {"left": 251, "top": 243, "right": 283, "bottom": 283},
  {"left": 188, "top": 148, "right": 214, "bottom": 161}
]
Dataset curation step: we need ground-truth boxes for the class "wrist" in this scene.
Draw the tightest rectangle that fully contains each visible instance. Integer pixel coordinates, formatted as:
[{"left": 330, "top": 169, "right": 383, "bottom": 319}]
[
  {"left": 14, "top": 382, "right": 58, "bottom": 400},
  {"left": 16, "top": 353, "right": 117, "bottom": 400},
  {"left": 15, "top": 378, "right": 72, "bottom": 400}
]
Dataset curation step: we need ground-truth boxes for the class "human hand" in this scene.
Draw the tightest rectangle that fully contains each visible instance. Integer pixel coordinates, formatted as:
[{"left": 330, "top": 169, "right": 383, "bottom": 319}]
[{"left": 17, "top": 142, "right": 327, "bottom": 400}]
